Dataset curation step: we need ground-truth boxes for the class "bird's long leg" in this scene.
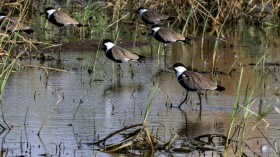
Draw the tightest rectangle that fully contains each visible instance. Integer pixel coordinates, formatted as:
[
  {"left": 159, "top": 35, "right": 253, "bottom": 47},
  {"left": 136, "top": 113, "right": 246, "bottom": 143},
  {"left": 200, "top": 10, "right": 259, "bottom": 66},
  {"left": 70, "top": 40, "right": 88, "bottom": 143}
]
[
  {"left": 57, "top": 28, "right": 62, "bottom": 61},
  {"left": 163, "top": 44, "right": 168, "bottom": 71},
  {"left": 129, "top": 63, "right": 135, "bottom": 78},
  {"left": 117, "top": 63, "right": 121, "bottom": 72},
  {"left": 116, "top": 63, "right": 122, "bottom": 77},
  {"left": 197, "top": 91, "right": 202, "bottom": 111},
  {"left": 205, "top": 90, "right": 208, "bottom": 101},
  {"left": 178, "top": 92, "right": 188, "bottom": 109}
]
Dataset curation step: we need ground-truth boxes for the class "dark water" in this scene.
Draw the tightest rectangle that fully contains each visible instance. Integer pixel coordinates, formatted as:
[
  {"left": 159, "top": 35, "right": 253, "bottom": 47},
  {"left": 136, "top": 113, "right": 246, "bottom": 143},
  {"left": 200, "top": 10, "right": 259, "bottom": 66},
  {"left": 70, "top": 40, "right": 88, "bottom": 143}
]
[{"left": 1, "top": 17, "right": 280, "bottom": 157}]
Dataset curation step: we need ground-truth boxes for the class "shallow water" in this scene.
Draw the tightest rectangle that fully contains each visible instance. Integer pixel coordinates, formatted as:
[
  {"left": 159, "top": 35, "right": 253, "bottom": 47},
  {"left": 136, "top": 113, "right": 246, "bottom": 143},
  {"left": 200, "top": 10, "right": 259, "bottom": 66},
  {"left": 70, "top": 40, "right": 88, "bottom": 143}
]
[{"left": 1, "top": 19, "right": 280, "bottom": 157}]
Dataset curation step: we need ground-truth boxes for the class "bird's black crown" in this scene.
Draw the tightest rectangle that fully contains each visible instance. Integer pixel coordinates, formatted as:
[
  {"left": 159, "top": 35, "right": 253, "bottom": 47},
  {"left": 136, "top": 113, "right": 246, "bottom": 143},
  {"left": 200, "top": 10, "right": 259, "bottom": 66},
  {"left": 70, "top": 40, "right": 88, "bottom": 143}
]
[
  {"left": 137, "top": 7, "right": 145, "bottom": 11},
  {"left": 151, "top": 24, "right": 161, "bottom": 28},
  {"left": 173, "top": 63, "right": 186, "bottom": 68},
  {"left": 0, "top": 13, "right": 7, "bottom": 17},
  {"left": 45, "top": 7, "right": 55, "bottom": 12},
  {"left": 102, "top": 39, "right": 113, "bottom": 44}
]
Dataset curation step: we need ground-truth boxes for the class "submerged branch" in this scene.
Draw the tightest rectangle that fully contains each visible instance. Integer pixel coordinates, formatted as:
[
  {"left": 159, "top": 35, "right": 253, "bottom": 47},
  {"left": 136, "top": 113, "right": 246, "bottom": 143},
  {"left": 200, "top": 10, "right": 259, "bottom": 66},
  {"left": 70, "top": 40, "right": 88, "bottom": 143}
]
[{"left": 94, "top": 123, "right": 143, "bottom": 144}]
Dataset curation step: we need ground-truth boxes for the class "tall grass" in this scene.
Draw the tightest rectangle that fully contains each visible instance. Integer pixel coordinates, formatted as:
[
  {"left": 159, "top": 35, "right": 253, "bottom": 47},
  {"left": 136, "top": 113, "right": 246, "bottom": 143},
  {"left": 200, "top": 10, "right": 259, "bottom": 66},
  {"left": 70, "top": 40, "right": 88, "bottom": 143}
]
[
  {"left": 90, "top": 12, "right": 130, "bottom": 75},
  {"left": 0, "top": 0, "right": 38, "bottom": 129},
  {"left": 211, "top": 9, "right": 231, "bottom": 74},
  {"left": 224, "top": 42, "right": 276, "bottom": 156},
  {"left": 143, "top": 81, "right": 159, "bottom": 123}
]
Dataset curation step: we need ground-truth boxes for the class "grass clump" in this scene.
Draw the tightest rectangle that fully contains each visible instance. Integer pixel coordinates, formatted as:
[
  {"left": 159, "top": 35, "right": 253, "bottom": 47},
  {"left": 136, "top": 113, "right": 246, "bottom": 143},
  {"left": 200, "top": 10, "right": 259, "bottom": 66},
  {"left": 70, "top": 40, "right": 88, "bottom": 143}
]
[
  {"left": 93, "top": 82, "right": 178, "bottom": 154},
  {"left": 224, "top": 43, "right": 280, "bottom": 156},
  {"left": 73, "top": 2, "right": 109, "bottom": 35},
  {"left": 0, "top": 0, "right": 42, "bottom": 130}
]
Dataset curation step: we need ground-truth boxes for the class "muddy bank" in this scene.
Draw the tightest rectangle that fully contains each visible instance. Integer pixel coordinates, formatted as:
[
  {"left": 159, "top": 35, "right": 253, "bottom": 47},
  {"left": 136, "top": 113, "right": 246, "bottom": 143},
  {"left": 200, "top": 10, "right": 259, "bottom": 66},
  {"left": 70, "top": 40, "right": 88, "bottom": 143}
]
[{"left": 11, "top": 39, "right": 151, "bottom": 55}]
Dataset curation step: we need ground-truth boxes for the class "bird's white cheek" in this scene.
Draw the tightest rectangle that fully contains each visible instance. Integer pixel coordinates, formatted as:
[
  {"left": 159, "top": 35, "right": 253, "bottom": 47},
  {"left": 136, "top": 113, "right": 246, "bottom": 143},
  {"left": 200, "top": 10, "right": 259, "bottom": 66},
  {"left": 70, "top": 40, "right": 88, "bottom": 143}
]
[{"left": 47, "top": 9, "right": 56, "bottom": 19}]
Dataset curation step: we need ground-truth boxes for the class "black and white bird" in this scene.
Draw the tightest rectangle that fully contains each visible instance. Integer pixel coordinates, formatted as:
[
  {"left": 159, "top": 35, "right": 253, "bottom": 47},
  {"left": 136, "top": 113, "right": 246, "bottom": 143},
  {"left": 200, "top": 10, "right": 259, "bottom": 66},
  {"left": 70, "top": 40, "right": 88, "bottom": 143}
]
[
  {"left": 137, "top": 7, "right": 169, "bottom": 25},
  {"left": 102, "top": 39, "right": 145, "bottom": 65},
  {"left": 45, "top": 7, "right": 82, "bottom": 28},
  {"left": 0, "top": 13, "right": 34, "bottom": 34},
  {"left": 172, "top": 63, "right": 225, "bottom": 109},
  {"left": 45, "top": 7, "right": 83, "bottom": 43},
  {"left": 151, "top": 24, "right": 191, "bottom": 46}
]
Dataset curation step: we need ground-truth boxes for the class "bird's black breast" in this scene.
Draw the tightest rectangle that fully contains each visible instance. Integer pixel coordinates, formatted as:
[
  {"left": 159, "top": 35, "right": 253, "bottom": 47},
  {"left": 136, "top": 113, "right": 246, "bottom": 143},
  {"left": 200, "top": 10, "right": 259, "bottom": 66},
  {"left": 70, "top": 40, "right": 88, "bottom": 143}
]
[
  {"left": 178, "top": 74, "right": 196, "bottom": 91},
  {"left": 48, "top": 14, "right": 65, "bottom": 27},
  {"left": 153, "top": 31, "right": 169, "bottom": 43},
  {"left": 106, "top": 49, "right": 122, "bottom": 63},
  {"left": 141, "top": 15, "right": 154, "bottom": 24}
]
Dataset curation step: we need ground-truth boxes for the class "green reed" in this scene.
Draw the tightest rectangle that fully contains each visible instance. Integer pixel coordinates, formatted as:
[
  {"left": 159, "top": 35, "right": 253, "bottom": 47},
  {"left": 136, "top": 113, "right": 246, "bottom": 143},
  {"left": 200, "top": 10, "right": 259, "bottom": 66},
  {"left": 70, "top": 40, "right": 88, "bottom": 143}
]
[
  {"left": 74, "top": 2, "right": 109, "bottom": 34},
  {"left": 143, "top": 81, "right": 159, "bottom": 123},
  {"left": 0, "top": 0, "right": 40, "bottom": 129},
  {"left": 211, "top": 10, "right": 231, "bottom": 74},
  {"left": 184, "top": 6, "right": 194, "bottom": 33},
  {"left": 224, "top": 41, "right": 276, "bottom": 155},
  {"left": 224, "top": 67, "right": 243, "bottom": 156}
]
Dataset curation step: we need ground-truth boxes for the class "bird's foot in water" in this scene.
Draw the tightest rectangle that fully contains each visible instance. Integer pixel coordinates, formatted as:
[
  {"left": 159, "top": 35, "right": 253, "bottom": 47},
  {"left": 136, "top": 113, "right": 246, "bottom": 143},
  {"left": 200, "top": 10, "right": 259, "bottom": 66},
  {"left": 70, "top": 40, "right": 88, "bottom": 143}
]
[{"left": 166, "top": 101, "right": 185, "bottom": 109}]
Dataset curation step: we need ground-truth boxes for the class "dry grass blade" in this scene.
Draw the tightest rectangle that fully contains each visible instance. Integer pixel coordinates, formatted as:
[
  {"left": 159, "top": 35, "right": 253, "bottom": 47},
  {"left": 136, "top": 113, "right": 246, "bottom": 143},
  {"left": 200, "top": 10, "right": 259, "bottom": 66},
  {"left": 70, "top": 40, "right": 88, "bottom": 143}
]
[
  {"left": 94, "top": 123, "right": 143, "bottom": 145},
  {"left": 37, "top": 96, "right": 63, "bottom": 136}
]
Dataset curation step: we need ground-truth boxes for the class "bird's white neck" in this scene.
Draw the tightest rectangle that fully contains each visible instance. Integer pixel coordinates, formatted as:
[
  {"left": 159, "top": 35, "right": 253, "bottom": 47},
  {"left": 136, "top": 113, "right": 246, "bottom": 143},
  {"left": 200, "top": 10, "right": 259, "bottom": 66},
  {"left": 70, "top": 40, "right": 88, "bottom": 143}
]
[
  {"left": 104, "top": 42, "right": 115, "bottom": 53},
  {"left": 138, "top": 9, "right": 147, "bottom": 17},
  {"left": 0, "top": 15, "right": 6, "bottom": 20},
  {"left": 174, "top": 66, "right": 186, "bottom": 78},
  {"left": 46, "top": 9, "right": 56, "bottom": 19},
  {"left": 152, "top": 27, "right": 161, "bottom": 36}
]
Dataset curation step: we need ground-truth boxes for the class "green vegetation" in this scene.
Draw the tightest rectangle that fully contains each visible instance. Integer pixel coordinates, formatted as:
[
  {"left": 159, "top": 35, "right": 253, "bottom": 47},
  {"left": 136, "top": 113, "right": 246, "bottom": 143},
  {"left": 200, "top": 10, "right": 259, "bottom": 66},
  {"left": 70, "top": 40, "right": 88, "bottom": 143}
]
[{"left": 0, "top": 0, "right": 280, "bottom": 156}]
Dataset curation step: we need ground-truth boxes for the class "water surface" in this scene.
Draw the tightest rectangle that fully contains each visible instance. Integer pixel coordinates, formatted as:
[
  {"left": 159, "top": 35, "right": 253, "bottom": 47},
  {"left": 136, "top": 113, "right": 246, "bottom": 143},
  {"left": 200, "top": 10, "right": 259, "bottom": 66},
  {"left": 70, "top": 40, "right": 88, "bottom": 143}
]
[{"left": 1, "top": 23, "right": 280, "bottom": 157}]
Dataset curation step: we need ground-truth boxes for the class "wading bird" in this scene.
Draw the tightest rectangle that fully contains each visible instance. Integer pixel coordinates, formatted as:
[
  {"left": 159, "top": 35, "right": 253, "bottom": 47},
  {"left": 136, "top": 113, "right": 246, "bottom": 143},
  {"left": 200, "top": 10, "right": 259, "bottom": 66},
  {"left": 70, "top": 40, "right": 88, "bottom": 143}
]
[
  {"left": 0, "top": 13, "right": 34, "bottom": 34},
  {"left": 151, "top": 24, "right": 191, "bottom": 46},
  {"left": 45, "top": 7, "right": 83, "bottom": 42},
  {"left": 151, "top": 24, "right": 191, "bottom": 71},
  {"left": 102, "top": 39, "right": 145, "bottom": 68},
  {"left": 137, "top": 7, "right": 170, "bottom": 25},
  {"left": 172, "top": 63, "right": 225, "bottom": 109}
]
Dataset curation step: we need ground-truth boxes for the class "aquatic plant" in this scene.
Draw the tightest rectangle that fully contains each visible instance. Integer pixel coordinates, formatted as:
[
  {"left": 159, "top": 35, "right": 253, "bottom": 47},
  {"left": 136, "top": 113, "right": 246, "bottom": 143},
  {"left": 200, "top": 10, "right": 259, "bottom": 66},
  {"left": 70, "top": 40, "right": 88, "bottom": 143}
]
[
  {"left": 73, "top": 2, "right": 109, "bottom": 34},
  {"left": 224, "top": 42, "right": 280, "bottom": 156},
  {"left": 0, "top": 0, "right": 35, "bottom": 130},
  {"left": 93, "top": 81, "right": 179, "bottom": 154}
]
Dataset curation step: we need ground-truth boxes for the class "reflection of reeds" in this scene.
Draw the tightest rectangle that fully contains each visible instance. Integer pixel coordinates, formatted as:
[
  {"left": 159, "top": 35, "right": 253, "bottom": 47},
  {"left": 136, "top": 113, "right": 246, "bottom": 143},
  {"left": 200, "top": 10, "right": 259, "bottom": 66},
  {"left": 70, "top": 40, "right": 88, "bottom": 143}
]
[{"left": 224, "top": 42, "right": 280, "bottom": 156}]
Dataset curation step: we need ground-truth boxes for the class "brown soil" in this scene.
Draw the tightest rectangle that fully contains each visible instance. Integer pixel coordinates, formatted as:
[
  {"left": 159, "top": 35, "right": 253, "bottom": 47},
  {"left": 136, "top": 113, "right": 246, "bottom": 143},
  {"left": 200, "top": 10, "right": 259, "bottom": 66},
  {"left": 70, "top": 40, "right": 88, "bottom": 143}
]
[{"left": 12, "top": 39, "right": 150, "bottom": 55}]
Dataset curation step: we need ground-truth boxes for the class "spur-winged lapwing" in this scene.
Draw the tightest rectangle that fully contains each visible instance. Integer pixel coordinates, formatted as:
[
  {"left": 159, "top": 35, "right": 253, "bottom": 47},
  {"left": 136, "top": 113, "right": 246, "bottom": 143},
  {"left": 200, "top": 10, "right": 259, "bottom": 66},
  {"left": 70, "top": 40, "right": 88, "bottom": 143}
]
[
  {"left": 151, "top": 24, "right": 191, "bottom": 45},
  {"left": 151, "top": 24, "right": 191, "bottom": 71},
  {"left": 102, "top": 39, "right": 145, "bottom": 65},
  {"left": 45, "top": 7, "right": 83, "bottom": 42},
  {"left": 45, "top": 7, "right": 82, "bottom": 27},
  {"left": 0, "top": 13, "right": 34, "bottom": 34},
  {"left": 172, "top": 63, "right": 225, "bottom": 109},
  {"left": 137, "top": 7, "right": 169, "bottom": 25}
]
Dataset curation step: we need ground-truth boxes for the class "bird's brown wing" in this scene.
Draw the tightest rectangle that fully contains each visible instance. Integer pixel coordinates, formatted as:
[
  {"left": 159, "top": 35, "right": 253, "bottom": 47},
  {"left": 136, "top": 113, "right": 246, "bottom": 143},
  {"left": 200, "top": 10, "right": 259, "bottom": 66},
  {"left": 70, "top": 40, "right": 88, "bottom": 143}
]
[
  {"left": 144, "top": 11, "right": 168, "bottom": 22},
  {"left": 112, "top": 46, "right": 139, "bottom": 61},
  {"left": 54, "top": 11, "right": 79, "bottom": 25},
  {"left": 158, "top": 28, "right": 185, "bottom": 42},
  {"left": 182, "top": 71, "right": 217, "bottom": 90},
  {"left": 8, "top": 23, "right": 31, "bottom": 32},
  {"left": 3, "top": 17, "right": 31, "bottom": 32}
]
